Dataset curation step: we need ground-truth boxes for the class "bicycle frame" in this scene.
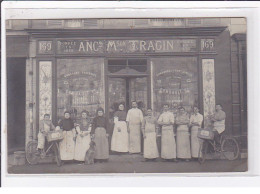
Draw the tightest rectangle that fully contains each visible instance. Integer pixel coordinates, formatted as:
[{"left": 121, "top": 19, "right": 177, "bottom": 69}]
[
  {"left": 201, "top": 134, "right": 224, "bottom": 153},
  {"left": 41, "top": 141, "right": 57, "bottom": 158}
]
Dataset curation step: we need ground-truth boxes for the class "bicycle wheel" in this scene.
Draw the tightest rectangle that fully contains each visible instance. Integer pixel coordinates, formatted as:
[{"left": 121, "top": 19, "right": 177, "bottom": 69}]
[
  {"left": 198, "top": 140, "right": 208, "bottom": 164},
  {"left": 221, "top": 137, "right": 240, "bottom": 160},
  {"left": 53, "top": 142, "right": 62, "bottom": 167},
  {"left": 26, "top": 141, "right": 40, "bottom": 165}
]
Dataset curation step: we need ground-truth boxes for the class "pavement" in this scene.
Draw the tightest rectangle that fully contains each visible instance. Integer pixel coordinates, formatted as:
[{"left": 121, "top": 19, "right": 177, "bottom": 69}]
[{"left": 8, "top": 154, "right": 248, "bottom": 174}]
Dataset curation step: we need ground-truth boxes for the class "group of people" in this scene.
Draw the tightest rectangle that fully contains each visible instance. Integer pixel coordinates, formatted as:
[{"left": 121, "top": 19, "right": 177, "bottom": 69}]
[
  {"left": 37, "top": 101, "right": 226, "bottom": 164},
  {"left": 37, "top": 108, "right": 109, "bottom": 163}
]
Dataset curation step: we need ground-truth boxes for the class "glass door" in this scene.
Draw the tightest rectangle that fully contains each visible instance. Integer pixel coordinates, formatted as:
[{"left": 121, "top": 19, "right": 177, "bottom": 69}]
[
  {"left": 108, "top": 78, "right": 126, "bottom": 117},
  {"left": 129, "top": 77, "right": 148, "bottom": 112},
  {"left": 108, "top": 76, "right": 148, "bottom": 115}
]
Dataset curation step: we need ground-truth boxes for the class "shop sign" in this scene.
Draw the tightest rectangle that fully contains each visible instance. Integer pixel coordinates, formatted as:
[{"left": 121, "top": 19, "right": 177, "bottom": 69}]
[
  {"left": 38, "top": 41, "right": 53, "bottom": 54},
  {"left": 55, "top": 39, "right": 197, "bottom": 54},
  {"left": 201, "top": 39, "right": 215, "bottom": 52}
]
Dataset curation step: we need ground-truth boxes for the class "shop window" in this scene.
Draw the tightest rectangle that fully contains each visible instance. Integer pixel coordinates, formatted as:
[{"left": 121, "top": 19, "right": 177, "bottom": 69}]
[
  {"left": 108, "top": 59, "right": 147, "bottom": 74},
  {"left": 151, "top": 57, "right": 198, "bottom": 116},
  {"left": 108, "top": 59, "right": 127, "bottom": 73},
  {"left": 128, "top": 59, "right": 147, "bottom": 73},
  {"left": 56, "top": 58, "right": 104, "bottom": 121}
]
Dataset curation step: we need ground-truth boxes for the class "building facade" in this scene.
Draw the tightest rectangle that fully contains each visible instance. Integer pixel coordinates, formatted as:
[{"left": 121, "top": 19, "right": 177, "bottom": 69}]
[{"left": 6, "top": 18, "right": 247, "bottom": 150}]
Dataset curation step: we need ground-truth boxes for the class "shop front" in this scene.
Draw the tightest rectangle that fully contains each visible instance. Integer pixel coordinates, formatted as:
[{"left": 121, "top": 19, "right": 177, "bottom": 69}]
[{"left": 25, "top": 27, "right": 232, "bottom": 144}]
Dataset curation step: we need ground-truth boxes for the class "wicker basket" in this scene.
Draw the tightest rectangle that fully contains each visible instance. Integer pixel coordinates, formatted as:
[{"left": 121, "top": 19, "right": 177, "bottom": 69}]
[
  {"left": 47, "top": 130, "right": 64, "bottom": 142},
  {"left": 197, "top": 128, "right": 214, "bottom": 140}
]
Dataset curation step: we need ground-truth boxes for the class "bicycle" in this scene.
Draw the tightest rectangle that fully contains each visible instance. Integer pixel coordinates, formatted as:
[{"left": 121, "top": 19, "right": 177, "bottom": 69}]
[
  {"left": 26, "top": 130, "right": 64, "bottom": 166},
  {"left": 197, "top": 128, "right": 240, "bottom": 164}
]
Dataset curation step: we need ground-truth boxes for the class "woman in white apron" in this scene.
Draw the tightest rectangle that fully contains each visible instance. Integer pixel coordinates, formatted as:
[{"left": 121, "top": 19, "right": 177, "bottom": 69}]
[
  {"left": 74, "top": 110, "right": 92, "bottom": 162},
  {"left": 176, "top": 107, "right": 191, "bottom": 161},
  {"left": 189, "top": 106, "right": 203, "bottom": 158},
  {"left": 142, "top": 108, "right": 159, "bottom": 161},
  {"left": 111, "top": 103, "right": 129, "bottom": 153},
  {"left": 91, "top": 107, "right": 109, "bottom": 162},
  {"left": 58, "top": 111, "right": 76, "bottom": 162}
]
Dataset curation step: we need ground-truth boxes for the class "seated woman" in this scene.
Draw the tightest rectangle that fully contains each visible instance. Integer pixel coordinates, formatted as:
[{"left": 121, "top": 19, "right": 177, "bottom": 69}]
[
  {"left": 74, "top": 110, "right": 92, "bottom": 162},
  {"left": 111, "top": 103, "right": 129, "bottom": 154},
  {"left": 58, "top": 111, "right": 76, "bottom": 162},
  {"left": 37, "top": 114, "right": 55, "bottom": 155},
  {"left": 91, "top": 107, "right": 109, "bottom": 163},
  {"left": 176, "top": 107, "right": 191, "bottom": 161},
  {"left": 141, "top": 108, "right": 159, "bottom": 161}
]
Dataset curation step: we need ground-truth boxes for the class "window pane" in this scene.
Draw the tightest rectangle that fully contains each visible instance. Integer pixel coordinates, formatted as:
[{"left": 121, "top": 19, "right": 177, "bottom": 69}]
[
  {"left": 128, "top": 59, "right": 147, "bottom": 72},
  {"left": 130, "top": 77, "right": 148, "bottom": 111},
  {"left": 152, "top": 57, "right": 198, "bottom": 116},
  {"left": 56, "top": 58, "right": 104, "bottom": 121},
  {"left": 108, "top": 59, "right": 127, "bottom": 73}
]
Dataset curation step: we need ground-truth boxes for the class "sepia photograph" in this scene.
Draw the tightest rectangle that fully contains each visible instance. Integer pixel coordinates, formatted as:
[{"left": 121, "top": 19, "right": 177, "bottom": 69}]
[{"left": 4, "top": 15, "right": 248, "bottom": 174}]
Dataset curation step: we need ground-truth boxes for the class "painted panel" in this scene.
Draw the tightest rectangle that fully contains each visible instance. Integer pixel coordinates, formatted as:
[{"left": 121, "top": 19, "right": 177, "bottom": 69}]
[
  {"left": 202, "top": 59, "right": 216, "bottom": 127},
  {"left": 39, "top": 61, "right": 52, "bottom": 120}
]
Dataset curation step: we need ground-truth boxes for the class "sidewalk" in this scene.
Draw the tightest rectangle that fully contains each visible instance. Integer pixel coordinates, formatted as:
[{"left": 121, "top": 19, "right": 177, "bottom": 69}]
[{"left": 8, "top": 151, "right": 247, "bottom": 168}]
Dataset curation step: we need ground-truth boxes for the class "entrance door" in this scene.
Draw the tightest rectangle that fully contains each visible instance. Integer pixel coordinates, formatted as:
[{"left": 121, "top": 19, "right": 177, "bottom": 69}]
[{"left": 108, "top": 77, "right": 148, "bottom": 114}]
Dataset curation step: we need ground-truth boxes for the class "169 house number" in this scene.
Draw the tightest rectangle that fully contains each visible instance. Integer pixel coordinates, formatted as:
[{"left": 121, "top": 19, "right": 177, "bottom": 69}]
[{"left": 201, "top": 39, "right": 215, "bottom": 51}]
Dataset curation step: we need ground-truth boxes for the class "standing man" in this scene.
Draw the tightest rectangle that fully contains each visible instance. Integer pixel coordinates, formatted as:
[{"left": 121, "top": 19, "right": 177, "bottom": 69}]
[
  {"left": 210, "top": 104, "right": 226, "bottom": 147},
  {"left": 157, "top": 104, "right": 177, "bottom": 161},
  {"left": 126, "top": 101, "right": 144, "bottom": 154}
]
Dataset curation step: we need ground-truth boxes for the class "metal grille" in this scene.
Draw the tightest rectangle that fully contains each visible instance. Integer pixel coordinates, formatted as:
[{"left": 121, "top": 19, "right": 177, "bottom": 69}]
[
  {"left": 32, "top": 20, "right": 47, "bottom": 28},
  {"left": 134, "top": 19, "right": 149, "bottom": 27},
  {"left": 187, "top": 18, "right": 202, "bottom": 25},
  {"left": 47, "top": 20, "right": 63, "bottom": 28},
  {"left": 83, "top": 19, "right": 98, "bottom": 28}
]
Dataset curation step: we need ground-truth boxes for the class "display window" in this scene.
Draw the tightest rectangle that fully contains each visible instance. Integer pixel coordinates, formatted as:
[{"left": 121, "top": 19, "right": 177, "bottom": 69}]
[
  {"left": 56, "top": 58, "right": 104, "bottom": 121},
  {"left": 151, "top": 57, "right": 198, "bottom": 116}
]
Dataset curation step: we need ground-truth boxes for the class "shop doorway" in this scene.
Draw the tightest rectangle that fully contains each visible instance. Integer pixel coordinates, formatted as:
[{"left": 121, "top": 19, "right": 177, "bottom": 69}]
[
  {"left": 7, "top": 58, "right": 26, "bottom": 152},
  {"left": 107, "top": 58, "right": 149, "bottom": 114},
  {"left": 108, "top": 76, "right": 148, "bottom": 112}
]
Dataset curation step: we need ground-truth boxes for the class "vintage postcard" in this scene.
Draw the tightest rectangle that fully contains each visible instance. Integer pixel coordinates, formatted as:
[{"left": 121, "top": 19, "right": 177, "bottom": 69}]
[{"left": 2, "top": 3, "right": 251, "bottom": 181}]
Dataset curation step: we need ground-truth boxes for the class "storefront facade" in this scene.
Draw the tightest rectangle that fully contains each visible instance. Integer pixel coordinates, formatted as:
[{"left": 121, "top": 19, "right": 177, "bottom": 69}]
[{"left": 6, "top": 19, "right": 246, "bottom": 148}]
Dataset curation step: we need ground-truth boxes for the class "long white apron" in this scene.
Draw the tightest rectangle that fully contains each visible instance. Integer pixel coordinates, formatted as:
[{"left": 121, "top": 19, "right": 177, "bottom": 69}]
[
  {"left": 161, "top": 125, "right": 177, "bottom": 159},
  {"left": 191, "top": 126, "right": 201, "bottom": 158},
  {"left": 144, "top": 123, "right": 159, "bottom": 159},
  {"left": 176, "top": 125, "right": 191, "bottom": 159},
  {"left": 59, "top": 130, "right": 76, "bottom": 160},
  {"left": 111, "top": 121, "right": 129, "bottom": 152},
  {"left": 129, "top": 122, "right": 142, "bottom": 153},
  {"left": 74, "top": 128, "right": 91, "bottom": 161}
]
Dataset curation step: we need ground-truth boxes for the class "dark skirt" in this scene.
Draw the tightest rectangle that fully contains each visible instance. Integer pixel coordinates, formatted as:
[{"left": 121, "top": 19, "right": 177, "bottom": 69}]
[{"left": 94, "top": 127, "right": 109, "bottom": 159}]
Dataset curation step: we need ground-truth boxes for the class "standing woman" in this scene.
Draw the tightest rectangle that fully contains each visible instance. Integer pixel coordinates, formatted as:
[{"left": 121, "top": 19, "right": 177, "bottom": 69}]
[
  {"left": 111, "top": 103, "right": 129, "bottom": 153},
  {"left": 91, "top": 107, "right": 109, "bottom": 162},
  {"left": 176, "top": 107, "right": 191, "bottom": 161},
  {"left": 74, "top": 110, "right": 92, "bottom": 162},
  {"left": 157, "top": 104, "right": 177, "bottom": 161},
  {"left": 141, "top": 108, "right": 159, "bottom": 161},
  {"left": 58, "top": 111, "right": 76, "bottom": 162},
  {"left": 189, "top": 106, "right": 203, "bottom": 159}
]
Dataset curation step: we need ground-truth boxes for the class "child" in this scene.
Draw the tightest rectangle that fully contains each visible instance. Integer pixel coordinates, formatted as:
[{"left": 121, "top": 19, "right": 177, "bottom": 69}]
[
  {"left": 141, "top": 108, "right": 159, "bottom": 161},
  {"left": 37, "top": 114, "right": 55, "bottom": 155}
]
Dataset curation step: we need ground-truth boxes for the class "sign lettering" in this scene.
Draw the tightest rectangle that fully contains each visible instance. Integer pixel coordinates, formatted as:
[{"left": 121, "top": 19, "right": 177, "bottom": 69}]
[{"left": 56, "top": 39, "right": 197, "bottom": 54}]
